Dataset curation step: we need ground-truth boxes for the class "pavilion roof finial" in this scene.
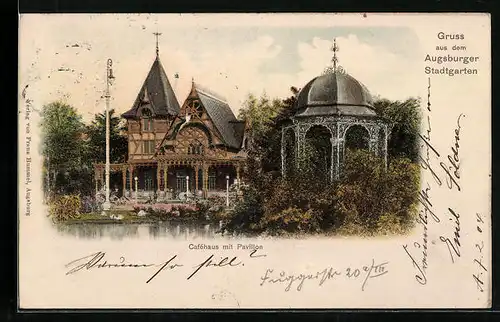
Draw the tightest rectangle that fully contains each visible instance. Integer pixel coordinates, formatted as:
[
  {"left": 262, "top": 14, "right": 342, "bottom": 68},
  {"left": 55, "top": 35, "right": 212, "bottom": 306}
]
[
  {"left": 153, "top": 31, "right": 162, "bottom": 57},
  {"left": 323, "top": 38, "right": 344, "bottom": 75},
  {"left": 331, "top": 38, "right": 339, "bottom": 72}
]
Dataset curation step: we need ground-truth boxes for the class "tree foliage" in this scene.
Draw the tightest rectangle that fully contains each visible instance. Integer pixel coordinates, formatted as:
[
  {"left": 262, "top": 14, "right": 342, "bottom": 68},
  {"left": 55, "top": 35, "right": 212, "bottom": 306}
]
[
  {"left": 373, "top": 97, "right": 421, "bottom": 162},
  {"left": 40, "top": 102, "right": 128, "bottom": 196},
  {"left": 41, "top": 102, "right": 88, "bottom": 194},
  {"left": 41, "top": 102, "right": 85, "bottom": 172},
  {"left": 85, "top": 109, "right": 128, "bottom": 164}
]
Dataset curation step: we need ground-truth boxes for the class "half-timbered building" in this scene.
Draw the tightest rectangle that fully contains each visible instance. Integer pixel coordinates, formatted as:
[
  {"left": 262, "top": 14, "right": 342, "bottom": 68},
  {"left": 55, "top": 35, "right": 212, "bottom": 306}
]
[{"left": 94, "top": 47, "right": 247, "bottom": 201}]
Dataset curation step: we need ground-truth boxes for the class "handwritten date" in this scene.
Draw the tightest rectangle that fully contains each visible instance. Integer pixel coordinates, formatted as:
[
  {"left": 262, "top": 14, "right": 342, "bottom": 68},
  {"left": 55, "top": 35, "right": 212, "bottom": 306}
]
[
  {"left": 473, "top": 213, "right": 487, "bottom": 293},
  {"left": 259, "top": 259, "right": 388, "bottom": 292}
]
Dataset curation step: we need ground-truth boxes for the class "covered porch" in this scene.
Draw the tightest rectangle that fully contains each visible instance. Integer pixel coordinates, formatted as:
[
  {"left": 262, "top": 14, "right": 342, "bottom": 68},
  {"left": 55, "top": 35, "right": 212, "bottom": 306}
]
[{"left": 94, "top": 157, "right": 243, "bottom": 202}]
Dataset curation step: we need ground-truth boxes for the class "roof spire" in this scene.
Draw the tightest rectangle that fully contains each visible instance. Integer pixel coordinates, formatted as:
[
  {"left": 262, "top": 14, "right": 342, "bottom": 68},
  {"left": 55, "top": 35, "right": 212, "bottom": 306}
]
[
  {"left": 153, "top": 31, "right": 162, "bottom": 57},
  {"left": 331, "top": 38, "right": 339, "bottom": 72},
  {"left": 323, "top": 38, "right": 344, "bottom": 75}
]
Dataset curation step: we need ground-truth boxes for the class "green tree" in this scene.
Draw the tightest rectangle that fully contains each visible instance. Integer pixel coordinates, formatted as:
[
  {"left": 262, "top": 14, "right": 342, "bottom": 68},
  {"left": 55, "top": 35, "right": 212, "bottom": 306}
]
[
  {"left": 238, "top": 88, "right": 299, "bottom": 178},
  {"left": 373, "top": 97, "right": 421, "bottom": 162},
  {"left": 85, "top": 109, "right": 128, "bottom": 164},
  {"left": 40, "top": 101, "right": 87, "bottom": 194}
]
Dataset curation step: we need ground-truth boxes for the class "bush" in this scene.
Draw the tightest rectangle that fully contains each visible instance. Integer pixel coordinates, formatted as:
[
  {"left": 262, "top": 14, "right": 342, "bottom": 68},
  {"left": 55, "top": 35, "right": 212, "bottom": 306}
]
[
  {"left": 48, "top": 194, "right": 81, "bottom": 222},
  {"left": 260, "top": 207, "right": 322, "bottom": 235},
  {"left": 335, "top": 149, "right": 420, "bottom": 234},
  {"left": 80, "top": 195, "right": 101, "bottom": 214},
  {"left": 223, "top": 185, "right": 265, "bottom": 234}
]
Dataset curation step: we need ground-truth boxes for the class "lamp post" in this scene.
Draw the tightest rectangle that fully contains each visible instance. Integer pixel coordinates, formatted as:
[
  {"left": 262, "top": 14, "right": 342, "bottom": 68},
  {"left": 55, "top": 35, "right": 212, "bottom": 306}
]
[
  {"left": 226, "top": 175, "right": 230, "bottom": 207},
  {"left": 134, "top": 176, "right": 138, "bottom": 204},
  {"left": 186, "top": 176, "right": 190, "bottom": 200},
  {"left": 102, "top": 58, "right": 115, "bottom": 211}
]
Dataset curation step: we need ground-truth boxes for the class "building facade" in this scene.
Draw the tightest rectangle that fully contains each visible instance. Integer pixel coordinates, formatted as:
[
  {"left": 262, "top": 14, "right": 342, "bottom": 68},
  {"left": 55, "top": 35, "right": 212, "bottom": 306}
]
[{"left": 94, "top": 51, "right": 246, "bottom": 201}]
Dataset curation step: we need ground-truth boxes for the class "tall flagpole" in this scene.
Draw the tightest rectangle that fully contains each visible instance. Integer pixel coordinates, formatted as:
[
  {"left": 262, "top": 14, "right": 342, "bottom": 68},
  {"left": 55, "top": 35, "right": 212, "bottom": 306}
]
[{"left": 102, "top": 58, "right": 114, "bottom": 211}]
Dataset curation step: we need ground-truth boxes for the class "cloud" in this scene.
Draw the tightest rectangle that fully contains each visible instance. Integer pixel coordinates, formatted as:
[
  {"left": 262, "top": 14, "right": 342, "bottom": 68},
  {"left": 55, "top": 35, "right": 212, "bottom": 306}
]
[
  {"left": 19, "top": 15, "right": 421, "bottom": 124},
  {"left": 293, "top": 34, "right": 421, "bottom": 101}
]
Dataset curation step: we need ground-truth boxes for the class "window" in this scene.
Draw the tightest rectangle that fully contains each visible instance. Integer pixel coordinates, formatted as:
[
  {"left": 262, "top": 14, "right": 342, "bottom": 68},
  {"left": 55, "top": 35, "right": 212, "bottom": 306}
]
[
  {"left": 208, "top": 171, "right": 216, "bottom": 191},
  {"left": 187, "top": 100, "right": 203, "bottom": 117},
  {"left": 143, "top": 118, "right": 153, "bottom": 132},
  {"left": 188, "top": 142, "right": 204, "bottom": 155},
  {"left": 176, "top": 172, "right": 187, "bottom": 192},
  {"left": 143, "top": 140, "right": 156, "bottom": 154},
  {"left": 144, "top": 171, "right": 154, "bottom": 191},
  {"left": 141, "top": 108, "right": 154, "bottom": 132}
]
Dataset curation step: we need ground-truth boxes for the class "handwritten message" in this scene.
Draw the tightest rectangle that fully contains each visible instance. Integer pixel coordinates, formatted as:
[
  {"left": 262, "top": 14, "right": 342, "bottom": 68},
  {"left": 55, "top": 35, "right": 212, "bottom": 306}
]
[
  {"left": 65, "top": 249, "right": 267, "bottom": 283},
  {"left": 259, "top": 259, "right": 389, "bottom": 292},
  {"left": 402, "top": 73, "right": 466, "bottom": 285}
]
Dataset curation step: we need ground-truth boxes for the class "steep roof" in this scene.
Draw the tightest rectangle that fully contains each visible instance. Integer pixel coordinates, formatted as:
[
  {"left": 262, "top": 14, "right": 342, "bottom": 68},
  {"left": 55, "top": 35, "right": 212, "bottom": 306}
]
[
  {"left": 122, "top": 56, "right": 180, "bottom": 118},
  {"left": 194, "top": 83, "right": 244, "bottom": 149}
]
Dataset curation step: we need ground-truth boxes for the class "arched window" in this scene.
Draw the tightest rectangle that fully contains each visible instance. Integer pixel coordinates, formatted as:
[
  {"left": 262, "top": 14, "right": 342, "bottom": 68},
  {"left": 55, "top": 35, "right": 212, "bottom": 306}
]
[{"left": 141, "top": 108, "right": 153, "bottom": 132}]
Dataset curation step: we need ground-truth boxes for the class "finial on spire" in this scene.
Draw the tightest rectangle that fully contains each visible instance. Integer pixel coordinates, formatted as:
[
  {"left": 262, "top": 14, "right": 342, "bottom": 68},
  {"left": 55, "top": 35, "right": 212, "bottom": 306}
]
[
  {"left": 331, "top": 38, "right": 339, "bottom": 72},
  {"left": 153, "top": 32, "right": 162, "bottom": 57},
  {"left": 323, "top": 38, "right": 344, "bottom": 75}
]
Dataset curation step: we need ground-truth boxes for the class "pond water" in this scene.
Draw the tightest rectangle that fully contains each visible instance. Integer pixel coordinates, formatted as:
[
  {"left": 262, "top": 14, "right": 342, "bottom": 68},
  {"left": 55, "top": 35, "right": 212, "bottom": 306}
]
[{"left": 56, "top": 222, "right": 228, "bottom": 240}]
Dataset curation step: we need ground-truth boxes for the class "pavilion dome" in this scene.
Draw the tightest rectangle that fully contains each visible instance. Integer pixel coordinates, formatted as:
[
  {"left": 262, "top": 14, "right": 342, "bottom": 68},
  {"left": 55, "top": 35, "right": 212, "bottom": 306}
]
[{"left": 295, "top": 71, "right": 377, "bottom": 118}]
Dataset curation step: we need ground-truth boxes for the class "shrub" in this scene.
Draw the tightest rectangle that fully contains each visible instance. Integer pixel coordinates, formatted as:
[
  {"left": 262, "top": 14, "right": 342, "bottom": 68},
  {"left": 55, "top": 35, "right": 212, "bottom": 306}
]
[
  {"left": 260, "top": 207, "right": 322, "bottom": 235},
  {"left": 223, "top": 185, "right": 265, "bottom": 234},
  {"left": 80, "top": 195, "right": 101, "bottom": 214},
  {"left": 48, "top": 194, "right": 81, "bottom": 222},
  {"left": 335, "top": 149, "right": 420, "bottom": 234}
]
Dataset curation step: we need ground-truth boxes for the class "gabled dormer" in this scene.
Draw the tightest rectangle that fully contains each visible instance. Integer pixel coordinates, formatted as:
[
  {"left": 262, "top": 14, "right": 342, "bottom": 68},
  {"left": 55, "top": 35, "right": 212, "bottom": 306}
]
[{"left": 156, "top": 80, "right": 246, "bottom": 158}]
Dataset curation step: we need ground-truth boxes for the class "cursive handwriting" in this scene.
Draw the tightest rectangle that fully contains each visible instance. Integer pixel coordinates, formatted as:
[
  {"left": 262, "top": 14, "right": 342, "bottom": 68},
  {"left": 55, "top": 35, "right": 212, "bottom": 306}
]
[
  {"left": 419, "top": 134, "right": 442, "bottom": 187},
  {"left": 65, "top": 251, "right": 160, "bottom": 275},
  {"left": 439, "top": 114, "right": 464, "bottom": 191},
  {"left": 439, "top": 208, "right": 461, "bottom": 263},
  {"left": 418, "top": 182, "right": 440, "bottom": 223},
  {"left": 65, "top": 249, "right": 266, "bottom": 283},
  {"left": 187, "top": 254, "right": 242, "bottom": 280},
  {"left": 402, "top": 244, "right": 427, "bottom": 285},
  {"left": 473, "top": 213, "right": 487, "bottom": 292},
  {"left": 259, "top": 259, "right": 388, "bottom": 292}
]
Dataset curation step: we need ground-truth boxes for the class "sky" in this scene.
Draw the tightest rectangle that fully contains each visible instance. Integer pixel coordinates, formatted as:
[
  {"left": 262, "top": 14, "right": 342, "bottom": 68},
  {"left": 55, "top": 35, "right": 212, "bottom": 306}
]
[{"left": 19, "top": 14, "right": 424, "bottom": 122}]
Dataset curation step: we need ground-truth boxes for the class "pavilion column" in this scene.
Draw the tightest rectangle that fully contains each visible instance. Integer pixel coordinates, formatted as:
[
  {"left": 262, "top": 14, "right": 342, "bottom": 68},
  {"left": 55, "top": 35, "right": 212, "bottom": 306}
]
[
  {"left": 295, "top": 125, "right": 308, "bottom": 169},
  {"left": 337, "top": 123, "right": 346, "bottom": 179},
  {"left": 330, "top": 137, "right": 337, "bottom": 182},
  {"left": 163, "top": 164, "right": 168, "bottom": 191},
  {"left": 156, "top": 163, "right": 161, "bottom": 194},
  {"left": 368, "top": 125, "right": 378, "bottom": 156},
  {"left": 121, "top": 166, "right": 127, "bottom": 196},
  {"left": 128, "top": 165, "right": 134, "bottom": 197},
  {"left": 202, "top": 163, "right": 209, "bottom": 198},
  {"left": 195, "top": 164, "right": 199, "bottom": 192},
  {"left": 236, "top": 164, "right": 240, "bottom": 183}
]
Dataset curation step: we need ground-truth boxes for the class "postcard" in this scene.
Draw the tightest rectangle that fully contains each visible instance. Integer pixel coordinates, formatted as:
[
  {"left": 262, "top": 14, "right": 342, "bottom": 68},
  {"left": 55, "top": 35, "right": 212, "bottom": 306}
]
[{"left": 18, "top": 13, "right": 491, "bottom": 309}]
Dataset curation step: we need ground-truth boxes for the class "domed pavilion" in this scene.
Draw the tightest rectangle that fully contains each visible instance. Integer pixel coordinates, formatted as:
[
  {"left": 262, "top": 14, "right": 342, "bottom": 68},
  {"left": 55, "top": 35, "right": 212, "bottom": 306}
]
[{"left": 281, "top": 39, "right": 391, "bottom": 181}]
